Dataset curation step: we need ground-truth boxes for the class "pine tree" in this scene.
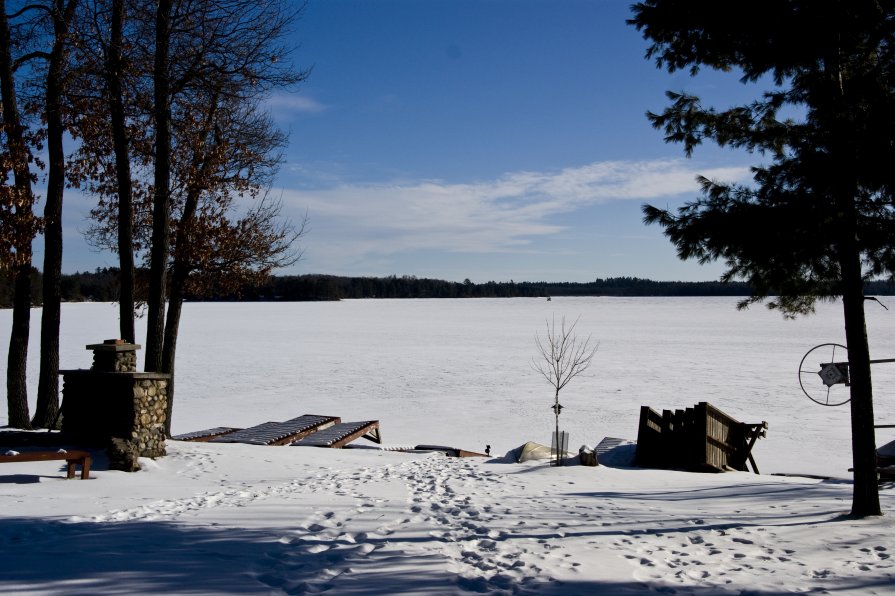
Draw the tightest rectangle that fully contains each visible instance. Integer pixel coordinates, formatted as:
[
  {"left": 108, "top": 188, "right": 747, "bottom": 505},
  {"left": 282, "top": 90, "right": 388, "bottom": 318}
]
[{"left": 630, "top": 0, "right": 895, "bottom": 516}]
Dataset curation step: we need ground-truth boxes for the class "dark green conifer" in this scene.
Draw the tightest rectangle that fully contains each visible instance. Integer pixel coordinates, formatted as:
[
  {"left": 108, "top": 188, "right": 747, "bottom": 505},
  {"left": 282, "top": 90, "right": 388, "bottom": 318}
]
[{"left": 631, "top": 0, "right": 895, "bottom": 517}]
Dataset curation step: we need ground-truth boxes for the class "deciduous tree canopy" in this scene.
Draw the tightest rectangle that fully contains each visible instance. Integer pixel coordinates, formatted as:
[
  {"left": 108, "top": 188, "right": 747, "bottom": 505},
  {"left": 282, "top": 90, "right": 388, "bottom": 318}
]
[{"left": 2, "top": 0, "right": 307, "bottom": 433}]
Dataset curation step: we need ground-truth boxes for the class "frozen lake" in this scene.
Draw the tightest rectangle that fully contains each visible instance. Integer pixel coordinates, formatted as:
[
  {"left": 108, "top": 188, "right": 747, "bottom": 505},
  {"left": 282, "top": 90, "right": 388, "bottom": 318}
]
[{"left": 4, "top": 296, "right": 895, "bottom": 476}]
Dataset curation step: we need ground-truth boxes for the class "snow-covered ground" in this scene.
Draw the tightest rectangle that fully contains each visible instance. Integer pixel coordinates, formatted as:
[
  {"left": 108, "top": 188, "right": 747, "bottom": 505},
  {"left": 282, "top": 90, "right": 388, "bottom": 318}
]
[{"left": 2, "top": 297, "right": 894, "bottom": 594}]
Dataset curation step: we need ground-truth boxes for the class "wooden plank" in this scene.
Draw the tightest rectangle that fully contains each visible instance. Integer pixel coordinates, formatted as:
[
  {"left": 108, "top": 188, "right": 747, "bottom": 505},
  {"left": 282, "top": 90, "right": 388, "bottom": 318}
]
[
  {"left": 456, "top": 449, "right": 488, "bottom": 458},
  {"left": 702, "top": 402, "right": 731, "bottom": 470},
  {"left": 634, "top": 406, "right": 664, "bottom": 467}
]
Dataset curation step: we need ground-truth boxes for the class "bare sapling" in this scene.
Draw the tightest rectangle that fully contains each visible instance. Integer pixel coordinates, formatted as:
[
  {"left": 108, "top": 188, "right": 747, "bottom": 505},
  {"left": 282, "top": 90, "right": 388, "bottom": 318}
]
[{"left": 532, "top": 315, "right": 598, "bottom": 466}]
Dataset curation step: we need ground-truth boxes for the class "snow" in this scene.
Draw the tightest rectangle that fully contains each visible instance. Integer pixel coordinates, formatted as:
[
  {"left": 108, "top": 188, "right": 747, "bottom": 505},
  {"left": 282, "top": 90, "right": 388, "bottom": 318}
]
[{"left": 1, "top": 297, "right": 894, "bottom": 594}]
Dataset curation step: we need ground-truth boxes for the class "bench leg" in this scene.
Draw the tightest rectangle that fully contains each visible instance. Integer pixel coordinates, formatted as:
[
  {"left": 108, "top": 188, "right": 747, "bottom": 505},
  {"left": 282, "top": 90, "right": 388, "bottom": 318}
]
[{"left": 66, "top": 456, "right": 91, "bottom": 480}]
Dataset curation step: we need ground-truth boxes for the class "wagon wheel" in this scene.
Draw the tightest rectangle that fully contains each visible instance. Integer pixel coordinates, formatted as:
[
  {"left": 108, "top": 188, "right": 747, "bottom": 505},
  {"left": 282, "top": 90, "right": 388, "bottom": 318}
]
[{"left": 798, "top": 343, "right": 851, "bottom": 406}]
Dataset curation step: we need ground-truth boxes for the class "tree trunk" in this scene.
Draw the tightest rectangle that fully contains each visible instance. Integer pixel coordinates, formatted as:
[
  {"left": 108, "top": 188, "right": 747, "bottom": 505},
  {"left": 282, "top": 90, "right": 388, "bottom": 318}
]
[
  {"left": 145, "top": 0, "right": 173, "bottom": 372},
  {"left": 6, "top": 266, "right": 32, "bottom": 429},
  {"left": 840, "top": 222, "right": 881, "bottom": 517},
  {"left": 554, "top": 387, "right": 561, "bottom": 467},
  {"left": 157, "top": 91, "right": 217, "bottom": 435},
  {"left": 34, "top": 0, "right": 78, "bottom": 429},
  {"left": 160, "top": 184, "right": 203, "bottom": 436},
  {"left": 34, "top": 192, "right": 61, "bottom": 427},
  {"left": 823, "top": 36, "right": 881, "bottom": 517},
  {"left": 161, "top": 262, "right": 187, "bottom": 437},
  {"left": 160, "top": 203, "right": 197, "bottom": 437},
  {"left": 0, "top": 0, "right": 34, "bottom": 430},
  {"left": 107, "top": 0, "right": 135, "bottom": 344}
]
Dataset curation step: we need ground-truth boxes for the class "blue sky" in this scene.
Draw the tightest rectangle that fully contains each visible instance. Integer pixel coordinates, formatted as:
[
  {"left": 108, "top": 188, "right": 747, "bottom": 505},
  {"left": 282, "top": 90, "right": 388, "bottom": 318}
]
[{"left": 55, "top": 0, "right": 764, "bottom": 283}]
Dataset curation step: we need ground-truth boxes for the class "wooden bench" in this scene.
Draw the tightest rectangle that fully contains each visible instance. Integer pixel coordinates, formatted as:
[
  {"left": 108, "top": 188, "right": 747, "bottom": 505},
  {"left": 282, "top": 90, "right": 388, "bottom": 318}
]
[{"left": 0, "top": 450, "right": 92, "bottom": 479}]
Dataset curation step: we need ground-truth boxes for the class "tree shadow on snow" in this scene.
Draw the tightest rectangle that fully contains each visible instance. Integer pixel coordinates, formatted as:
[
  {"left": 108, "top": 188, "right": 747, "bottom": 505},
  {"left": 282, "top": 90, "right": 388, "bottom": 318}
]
[
  {"left": 0, "top": 514, "right": 535, "bottom": 594},
  {"left": 0, "top": 514, "right": 891, "bottom": 595}
]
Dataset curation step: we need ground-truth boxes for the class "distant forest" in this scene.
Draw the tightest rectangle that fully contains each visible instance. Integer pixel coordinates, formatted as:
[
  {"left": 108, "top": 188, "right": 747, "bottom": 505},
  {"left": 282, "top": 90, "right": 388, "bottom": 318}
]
[{"left": 3, "top": 268, "right": 895, "bottom": 307}]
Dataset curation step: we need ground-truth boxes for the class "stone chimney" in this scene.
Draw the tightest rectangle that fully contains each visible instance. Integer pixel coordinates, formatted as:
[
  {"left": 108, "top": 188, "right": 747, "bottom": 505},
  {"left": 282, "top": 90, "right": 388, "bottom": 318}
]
[
  {"left": 87, "top": 339, "right": 140, "bottom": 372},
  {"left": 60, "top": 340, "right": 170, "bottom": 467}
]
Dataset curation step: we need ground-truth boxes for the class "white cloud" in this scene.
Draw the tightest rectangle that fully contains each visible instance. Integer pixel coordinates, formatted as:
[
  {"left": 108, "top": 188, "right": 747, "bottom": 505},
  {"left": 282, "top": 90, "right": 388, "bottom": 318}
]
[
  {"left": 51, "top": 158, "right": 744, "bottom": 280},
  {"left": 265, "top": 93, "right": 326, "bottom": 114},
  {"left": 279, "top": 158, "right": 750, "bottom": 263}
]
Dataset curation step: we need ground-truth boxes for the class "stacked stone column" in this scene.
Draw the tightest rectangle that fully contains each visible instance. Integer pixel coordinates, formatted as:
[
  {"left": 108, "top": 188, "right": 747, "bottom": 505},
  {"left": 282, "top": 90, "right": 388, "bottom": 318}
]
[{"left": 61, "top": 340, "right": 170, "bottom": 470}]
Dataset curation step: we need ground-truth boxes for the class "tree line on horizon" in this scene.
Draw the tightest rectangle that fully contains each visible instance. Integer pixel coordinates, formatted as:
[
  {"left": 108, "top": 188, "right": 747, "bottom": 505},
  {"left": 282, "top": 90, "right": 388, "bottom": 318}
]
[{"left": 4, "top": 268, "right": 895, "bottom": 305}]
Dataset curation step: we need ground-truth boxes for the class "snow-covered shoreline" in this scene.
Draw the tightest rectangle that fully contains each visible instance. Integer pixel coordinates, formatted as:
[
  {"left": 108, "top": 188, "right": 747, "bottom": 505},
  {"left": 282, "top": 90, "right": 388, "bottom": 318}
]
[
  {"left": 2, "top": 298, "right": 895, "bottom": 593},
  {"left": 2, "top": 440, "right": 893, "bottom": 595}
]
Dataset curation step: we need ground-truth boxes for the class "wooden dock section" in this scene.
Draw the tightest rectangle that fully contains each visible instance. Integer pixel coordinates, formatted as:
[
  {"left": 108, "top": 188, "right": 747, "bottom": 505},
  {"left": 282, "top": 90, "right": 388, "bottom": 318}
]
[
  {"left": 172, "top": 427, "right": 242, "bottom": 442},
  {"left": 291, "top": 421, "right": 381, "bottom": 448},
  {"left": 209, "top": 415, "right": 341, "bottom": 446},
  {"left": 635, "top": 402, "right": 767, "bottom": 473}
]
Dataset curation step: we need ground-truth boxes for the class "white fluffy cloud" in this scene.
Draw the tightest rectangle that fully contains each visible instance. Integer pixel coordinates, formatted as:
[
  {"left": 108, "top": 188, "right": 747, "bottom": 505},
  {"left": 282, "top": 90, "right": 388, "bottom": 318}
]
[
  {"left": 280, "top": 159, "right": 750, "bottom": 261},
  {"left": 265, "top": 93, "right": 327, "bottom": 115}
]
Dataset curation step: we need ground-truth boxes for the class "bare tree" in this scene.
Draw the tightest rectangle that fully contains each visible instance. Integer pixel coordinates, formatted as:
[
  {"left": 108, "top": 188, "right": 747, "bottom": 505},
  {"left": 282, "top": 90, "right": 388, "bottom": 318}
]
[
  {"left": 77, "top": 0, "right": 307, "bottom": 433},
  {"left": 532, "top": 315, "right": 597, "bottom": 466},
  {"left": 159, "top": 94, "right": 307, "bottom": 435},
  {"left": 0, "top": 0, "right": 42, "bottom": 429},
  {"left": 30, "top": 0, "right": 80, "bottom": 429},
  {"left": 143, "top": 0, "right": 306, "bottom": 373},
  {"left": 67, "top": 0, "right": 162, "bottom": 342}
]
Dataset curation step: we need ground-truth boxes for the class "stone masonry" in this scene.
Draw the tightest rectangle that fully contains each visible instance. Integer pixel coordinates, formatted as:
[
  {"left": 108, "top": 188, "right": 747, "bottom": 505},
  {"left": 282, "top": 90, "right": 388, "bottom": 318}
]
[
  {"left": 60, "top": 340, "right": 170, "bottom": 468},
  {"left": 88, "top": 339, "right": 139, "bottom": 372}
]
